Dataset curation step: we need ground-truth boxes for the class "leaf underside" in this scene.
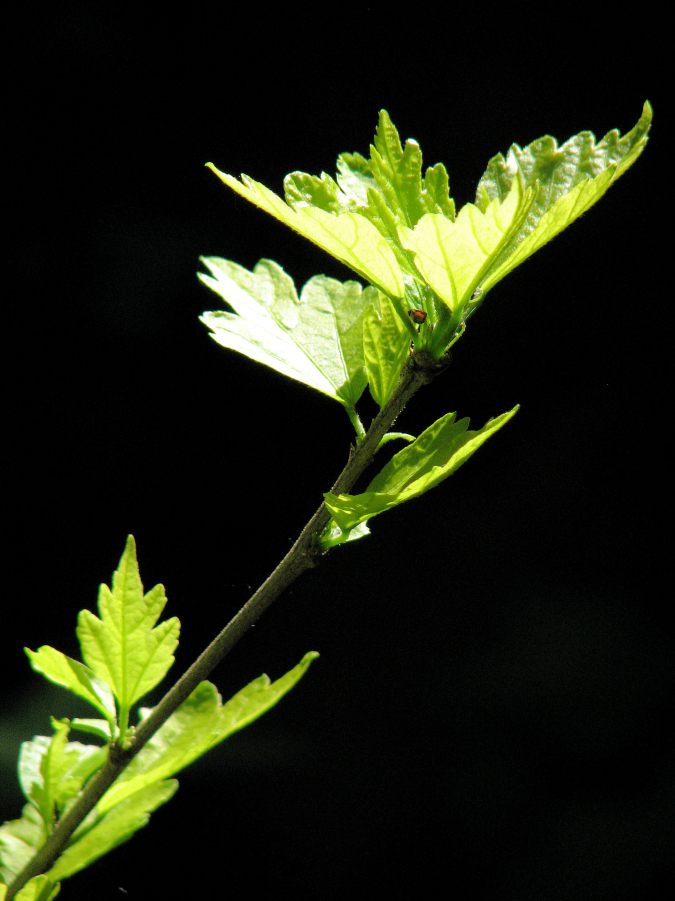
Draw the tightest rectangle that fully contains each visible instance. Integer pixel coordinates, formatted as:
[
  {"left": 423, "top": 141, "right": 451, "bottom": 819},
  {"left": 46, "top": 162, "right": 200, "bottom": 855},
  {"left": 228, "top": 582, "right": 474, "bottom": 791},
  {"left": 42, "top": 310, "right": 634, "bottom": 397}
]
[{"left": 200, "top": 257, "right": 375, "bottom": 407}]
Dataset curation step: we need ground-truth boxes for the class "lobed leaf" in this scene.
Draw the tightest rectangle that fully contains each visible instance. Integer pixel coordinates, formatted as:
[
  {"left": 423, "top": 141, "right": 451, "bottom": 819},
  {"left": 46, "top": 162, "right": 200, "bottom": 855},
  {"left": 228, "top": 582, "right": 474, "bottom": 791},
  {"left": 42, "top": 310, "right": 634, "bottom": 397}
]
[
  {"left": 0, "top": 805, "right": 46, "bottom": 886},
  {"left": 284, "top": 113, "right": 456, "bottom": 286},
  {"left": 317, "top": 518, "right": 371, "bottom": 551},
  {"left": 206, "top": 105, "right": 650, "bottom": 364},
  {"left": 46, "top": 780, "right": 177, "bottom": 882},
  {"left": 24, "top": 647, "right": 116, "bottom": 723},
  {"left": 206, "top": 164, "right": 405, "bottom": 298},
  {"left": 368, "top": 110, "right": 455, "bottom": 229},
  {"left": 17, "top": 723, "right": 106, "bottom": 832},
  {"left": 477, "top": 101, "right": 652, "bottom": 291},
  {"left": 397, "top": 178, "right": 535, "bottom": 314},
  {"left": 324, "top": 407, "right": 519, "bottom": 532},
  {"left": 200, "top": 258, "right": 374, "bottom": 407},
  {"left": 76, "top": 536, "right": 180, "bottom": 734},
  {"left": 98, "top": 652, "right": 319, "bottom": 812},
  {"left": 1, "top": 875, "right": 60, "bottom": 901}
]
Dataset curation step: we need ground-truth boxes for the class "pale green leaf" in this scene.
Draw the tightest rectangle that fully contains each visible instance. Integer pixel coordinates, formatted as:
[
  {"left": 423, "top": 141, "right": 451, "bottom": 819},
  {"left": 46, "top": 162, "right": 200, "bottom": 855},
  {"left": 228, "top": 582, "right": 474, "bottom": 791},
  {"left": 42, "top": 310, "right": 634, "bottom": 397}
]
[
  {"left": 326, "top": 114, "right": 455, "bottom": 259},
  {"left": 324, "top": 407, "right": 519, "bottom": 532},
  {"left": 199, "top": 258, "right": 374, "bottom": 407},
  {"left": 46, "top": 780, "right": 177, "bottom": 882},
  {"left": 363, "top": 290, "right": 410, "bottom": 408},
  {"left": 397, "top": 178, "right": 534, "bottom": 314},
  {"left": 284, "top": 169, "right": 343, "bottom": 214},
  {"left": 477, "top": 101, "right": 652, "bottom": 291},
  {"left": 481, "top": 166, "right": 619, "bottom": 291},
  {"left": 206, "top": 164, "right": 405, "bottom": 298},
  {"left": 336, "top": 152, "right": 376, "bottom": 208},
  {"left": 76, "top": 536, "right": 180, "bottom": 731},
  {"left": 69, "top": 719, "right": 112, "bottom": 742},
  {"left": 284, "top": 111, "right": 455, "bottom": 245},
  {"left": 24, "top": 646, "right": 116, "bottom": 722},
  {"left": 98, "top": 652, "right": 319, "bottom": 813},
  {"left": 12, "top": 875, "right": 60, "bottom": 901},
  {"left": 317, "top": 518, "right": 371, "bottom": 551},
  {"left": 17, "top": 724, "right": 106, "bottom": 830},
  {"left": 368, "top": 110, "right": 455, "bottom": 228},
  {"left": 0, "top": 805, "right": 46, "bottom": 885},
  {"left": 18, "top": 736, "right": 58, "bottom": 828}
]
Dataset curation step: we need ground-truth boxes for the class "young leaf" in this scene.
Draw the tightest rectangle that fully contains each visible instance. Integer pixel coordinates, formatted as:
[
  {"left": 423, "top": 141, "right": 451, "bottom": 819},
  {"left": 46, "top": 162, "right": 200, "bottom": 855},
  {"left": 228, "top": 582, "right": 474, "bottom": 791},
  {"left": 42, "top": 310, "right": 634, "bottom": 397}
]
[
  {"left": 205, "top": 164, "right": 405, "bottom": 298},
  {"left": 0, "top": 874, "right": 60, "bottom": 901},
  {"left": 199, "top": 258, "right": 374, "bottom": 408},
  {"left": 477, "top": 101, "right": 652, "bottom": 292},
  {"left": 363, "top": 290, "right": 410, "bottom": 408},
  {"left": 98, "top": 651, "right": 319, "bottom": 812},
  {"left": 282, "top": 113, "right": 458, "bottom": 293},
  {"left": 397, "top": 177, "right": 535, "bottom": 317},
  {"left": 368, "top": 110, "right": 455, "bottom": 229},
  {"left": 324, "top": 407, "right": 519, "bottom": 532},
  {"left": 286, "top": 112, "right": 456, "bottom": 272},
  {"left": 0, "top": 805, "right": 46, "bottom": 886},
  {"left": 45, "top": 780, "right": 178, "bottom": 882},
  {"left": 317, "top": 518, "right": 371, "bottom": 551},
  {"left": 24, "top": 647, "right": 116, "bottom": 724},
  {"left": 76, "top": 536, "right": 180, "bottom": 739},
  {"left": 17, "top": 723, "right": 107, "bottom": 832},
  {"left": 68, "top": 719, "right": 112, "bottom": 742}
]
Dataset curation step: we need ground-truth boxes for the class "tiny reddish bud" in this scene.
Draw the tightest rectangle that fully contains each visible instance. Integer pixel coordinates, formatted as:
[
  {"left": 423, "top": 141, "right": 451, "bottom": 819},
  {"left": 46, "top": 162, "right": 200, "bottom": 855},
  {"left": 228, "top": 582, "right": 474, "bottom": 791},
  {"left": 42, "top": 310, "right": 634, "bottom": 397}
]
[{"left": 408, "top": 309, "right": 427, "bottom": 324}]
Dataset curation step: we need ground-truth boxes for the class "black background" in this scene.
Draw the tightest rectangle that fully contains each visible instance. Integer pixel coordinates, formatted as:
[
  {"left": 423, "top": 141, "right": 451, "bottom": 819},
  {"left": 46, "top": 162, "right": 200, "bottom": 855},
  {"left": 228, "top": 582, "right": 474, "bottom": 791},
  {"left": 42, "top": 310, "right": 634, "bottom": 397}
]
[{"left": 3, "top": 3, "right": 671, "bottom": 899}]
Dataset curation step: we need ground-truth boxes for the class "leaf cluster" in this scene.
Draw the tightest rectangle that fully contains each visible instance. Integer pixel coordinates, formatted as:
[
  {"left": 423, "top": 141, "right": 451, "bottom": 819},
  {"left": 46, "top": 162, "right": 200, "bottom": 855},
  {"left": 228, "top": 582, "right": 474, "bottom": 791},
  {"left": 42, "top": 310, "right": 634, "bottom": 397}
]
[
  {"left": 199, "top": 103, "right": 650, "bottom": 546},
  {"left": 1, "top": 538, "right": 317, "bottom": 895},
  {"left": 204, "top": 103, "right": 651, "bottom": 361}
]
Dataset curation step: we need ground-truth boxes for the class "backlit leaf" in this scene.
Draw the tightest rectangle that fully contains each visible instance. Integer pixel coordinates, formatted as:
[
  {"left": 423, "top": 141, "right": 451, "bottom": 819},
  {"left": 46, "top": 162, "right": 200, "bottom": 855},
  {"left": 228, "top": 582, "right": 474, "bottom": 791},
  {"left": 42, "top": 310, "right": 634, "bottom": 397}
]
[
  {"left": 98, "top": 652, "right": 319, "bottom": 812},
  {"left": 0, "top": 804, "right": 46, "bottom": 886},
  {"left": 324, "top": 407, "right": 519, "bottom": 532},
  {"left": 17, "top": 723, "right": 106, "bottom": 832},
  {"left": 46, "top": 780, "right": 177, "bottom": 882},
  {"left": 24, "top": 647, "right": 116, "bottom": 724},
  {"left": 200, "top": 258, "right": 375, "bottom": 407},
  {"left": 76, "top": 536, "right": 180, "bottom": 737},
  {"left": 477, "top": 101, "right": 652, "bottom": 291},
  {"left": 397, "top": 179, "right": 534, "bottom": 314},
  {"left": 206, "top": 165, "right": 405, "bottom": 298},
  {"left": 363, "top": 290, "right": 410, "bottom": 408}
]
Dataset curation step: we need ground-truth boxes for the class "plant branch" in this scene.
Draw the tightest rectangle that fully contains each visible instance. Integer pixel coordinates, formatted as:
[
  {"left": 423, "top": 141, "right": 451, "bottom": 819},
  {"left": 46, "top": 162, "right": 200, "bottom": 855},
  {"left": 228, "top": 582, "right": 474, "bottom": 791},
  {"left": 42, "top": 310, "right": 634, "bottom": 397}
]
[{"left": 6, "top": 352, "right": 438, "bottom": 899}]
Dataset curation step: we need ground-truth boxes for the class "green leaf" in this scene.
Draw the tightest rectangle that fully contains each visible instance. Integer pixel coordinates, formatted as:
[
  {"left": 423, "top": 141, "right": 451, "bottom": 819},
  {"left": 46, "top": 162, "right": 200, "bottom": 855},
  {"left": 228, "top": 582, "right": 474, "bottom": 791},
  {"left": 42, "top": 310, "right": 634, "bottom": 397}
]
[
  {"left": 0, "top": 805, "right": 46, "bottom": 885},
  {"left": 9, "top": 875, "right": 60, "bottom": 901},
  {"left": 324, "top": 406, "right": 519, "bottom": 532},
  {"left": 76, "top": 536, "right": 180, "bottom": 739},
  {"left": 284, "top": 113, "right": 456, "bottom": 287},
  {"left": 68, "top": 719, "right": 113, "bottom": 742},
  {"left": 206, "top": 164, "right": 405, "bottom": 298},
  {"left": 98, "top": 652, "right": 319, "bottom": 813},
  {"left": 363, "top": 290, "right": 411, "bottom": 408},
  {"left": 397, "top": 177, "right": 535, "bottom": 318},
  {"left": 24, "top": 647, "right": 116, "bottom": 723},
  {"left": 206, "top": 105, "right": 650, "bottom": 362},
  {"left": 317, "top": 518, "right": 371, "bottom": 551},
  {"left": 46, "top": 780, "right": 177, "bottom": 882},
  {"left": 199, "top": 258, "right": 375, "bottom": 408},
  {"left": 284, "top": 169, "right": 343, "bottom": 214},
  {"left": 368, "top": 110, "right": 455, "bottom": 229},
  {"left": 477, "top": 101, "right": 652, "bottom": 292},
  {"left": 17, "top": 723, "right": 107, "bottom": 832}
]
